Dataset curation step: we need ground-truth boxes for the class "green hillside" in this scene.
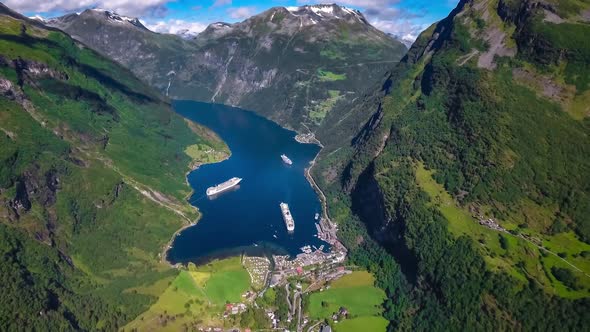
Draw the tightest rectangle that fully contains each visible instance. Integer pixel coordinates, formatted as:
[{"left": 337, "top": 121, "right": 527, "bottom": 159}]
[
  {"left": 314, "top": 0, "right": 590, "bottom": 330},
  {"left": 0, "top": 5, "right": 227, "bottom": 330}
]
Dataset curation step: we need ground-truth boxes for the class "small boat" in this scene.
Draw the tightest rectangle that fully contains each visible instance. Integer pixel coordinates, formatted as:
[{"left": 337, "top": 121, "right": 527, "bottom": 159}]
[
  {"left": 314, "top": 213, "right": 319, "bottom": 220},
  {"left": 273, "top": 234, "right": 278, "bottom": 238},
  {"left": 281, "top": 154, "right": 293, "bottom": 165}
]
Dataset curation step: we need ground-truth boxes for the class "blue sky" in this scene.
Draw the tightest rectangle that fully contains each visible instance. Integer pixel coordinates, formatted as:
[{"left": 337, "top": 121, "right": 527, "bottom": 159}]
[{"left": 9, "top": 0, "right": 458, "bottom": 42}]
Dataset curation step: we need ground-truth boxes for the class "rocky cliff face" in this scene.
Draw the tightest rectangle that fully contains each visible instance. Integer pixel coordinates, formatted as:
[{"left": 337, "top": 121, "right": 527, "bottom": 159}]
[{"left": 48, "top": 4, "right": 407, "bottom": 133}]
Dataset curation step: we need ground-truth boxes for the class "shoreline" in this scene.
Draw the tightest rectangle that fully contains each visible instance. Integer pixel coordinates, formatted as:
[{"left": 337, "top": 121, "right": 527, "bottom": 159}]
[
  {"left": 161, "top": 151, "right": 232, "bottom": 267},
  {"left": 293, "top": 126, "right": 331, "bottom": 223},
  {"left": 161, "top": 115, "right": 335, "bottom": 268},
  {"left": 304, "top": 147, "right": 331, "bottom": 223}
]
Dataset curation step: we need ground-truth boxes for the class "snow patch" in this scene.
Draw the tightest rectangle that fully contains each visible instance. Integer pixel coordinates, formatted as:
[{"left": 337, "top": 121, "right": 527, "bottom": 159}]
[
  {"left": 91, "top": 8, "right": 141, "bottom": 26},
  {"left": 211, "top": 22, "right": 231, "bottom": 29},
  {"left": 28, "top": 15, "right": 46, "bottom": 22},
  {"left": 284, "top": 4, "right": 363, "bottom": 22},
  {"left": 309, "top": 5, "right": 334, "bottom": 16}
]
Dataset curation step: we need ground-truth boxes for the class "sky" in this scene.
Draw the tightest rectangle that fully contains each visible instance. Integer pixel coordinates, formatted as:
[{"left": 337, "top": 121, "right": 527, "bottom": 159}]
[{"left": 9, "top": 0, "right": 459, "bottom": 42}]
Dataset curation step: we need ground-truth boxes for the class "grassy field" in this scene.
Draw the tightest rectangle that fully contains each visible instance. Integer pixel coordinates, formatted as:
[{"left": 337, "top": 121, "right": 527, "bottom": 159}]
[
  {"left": 184, "top": 143, "right": 229, "bottom": 165},
  {"left": 317, "top": 69, "right": 347, "bottom": 82},
  {"left": 125, "top": 270, "right": 216, "bottom": 331},
  {"left": 125, "top": 257, "right": 250, "bottom": 331},
  {"left": 415, "top": 162, "right": 590, "bottom": 299},
  {"left": 309, "top": 90, "right": 343, "bottom": 125},
  {"left": 205, "top": 269, "right": 250, "bottom": 304},
  {"left": 308, "top": 271, "right": 386, "bottom": 331},
  {"left": 331, "top": 270, "right": 375, "bottom": 288},
  {"left": 333, "top": 316, "right": 389, "bottom": 332}
]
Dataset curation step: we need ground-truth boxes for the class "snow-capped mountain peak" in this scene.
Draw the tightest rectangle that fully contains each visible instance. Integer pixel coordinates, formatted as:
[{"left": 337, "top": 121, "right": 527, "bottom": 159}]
[
  {"left": 91, "top": 9, "right": 144, "bottom": 27},
  {"left": 285, "top": 3, "right": 365, "bottom": 23}
]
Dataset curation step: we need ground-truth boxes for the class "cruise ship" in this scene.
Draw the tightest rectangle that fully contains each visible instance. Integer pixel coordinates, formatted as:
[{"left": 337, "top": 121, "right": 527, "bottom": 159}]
[
  {"left": 206, "top": 177, "right": 242, "bottom": 196},
  {"left": 280, "top": 202, "right": 295, "bottom": 232},
  {"left": 281, "top": 154, "right": 293, "bottom": 165}
]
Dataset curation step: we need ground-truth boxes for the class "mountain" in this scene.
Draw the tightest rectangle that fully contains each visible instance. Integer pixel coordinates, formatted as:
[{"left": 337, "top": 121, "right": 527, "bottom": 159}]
[
  {"left": 48, "top": 4, "right": 407, "bottom": 134},
  {"left": 0, "top": 3, "right": 227, "bottom": 329},
  {"left": 314, "top": 0, "right": 590, "bottom": 329}
]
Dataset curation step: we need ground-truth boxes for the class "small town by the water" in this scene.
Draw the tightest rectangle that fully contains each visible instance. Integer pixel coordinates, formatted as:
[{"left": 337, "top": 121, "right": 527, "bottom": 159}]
[{"left": 185, "top": 212, "right": 347, "bottom": 332}]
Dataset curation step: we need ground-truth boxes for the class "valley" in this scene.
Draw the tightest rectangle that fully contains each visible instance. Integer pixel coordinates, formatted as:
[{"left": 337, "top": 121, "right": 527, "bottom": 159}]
[{"left": 1, "top": 0, "right": 589, "bottom": 331}]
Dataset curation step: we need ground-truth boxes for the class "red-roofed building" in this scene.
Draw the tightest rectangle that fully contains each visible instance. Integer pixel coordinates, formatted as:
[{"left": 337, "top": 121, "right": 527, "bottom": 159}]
[{"left": 296, "top": 266, "right": 303, "bottom": 275}]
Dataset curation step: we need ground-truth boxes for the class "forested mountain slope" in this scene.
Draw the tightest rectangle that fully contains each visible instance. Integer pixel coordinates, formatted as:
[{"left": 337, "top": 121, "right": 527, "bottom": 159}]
[
  {"left": 0, "top": 4, "right": 227, "bottom": 329},
  {"left": 314, "top": 0, "right": 590, "bottom": 329},
  {"left": 48, "top": 4, "right": 407, "bottom": 135}
]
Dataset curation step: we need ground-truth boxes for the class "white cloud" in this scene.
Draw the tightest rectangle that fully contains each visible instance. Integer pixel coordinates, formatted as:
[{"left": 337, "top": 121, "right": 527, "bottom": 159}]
[
  {"left": 143, "top": 19, "right": 207, "bottom": 35},
  {"left": 4, "top": 0, "right": 97, "bottom": 13},
  {"left": 4, "top": 0, "right": 171, "bottom": 16},
  {"left": 226, "top": 6, "right": 256, "bottom": 20},
  {"left": 374, "top": 20, "right": 429, "bottom": 45},
  {"left": 211, "top": 0, "right": 232, "bottom": 8}
]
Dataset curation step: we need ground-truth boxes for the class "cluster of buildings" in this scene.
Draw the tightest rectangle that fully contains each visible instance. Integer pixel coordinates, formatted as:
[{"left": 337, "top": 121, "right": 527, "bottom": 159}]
[
  {"left": 315, "top": 217, "right": 339, "bottom": 245},
  {"left": 270, "top": 249, "right": 349, "bottom": 288},
  {"left": 330, "top": 307, "right": 349, "bottom": 323},
  {"left": 294, "top": 132, "right": 318, "bottom": 144},
  {"left": 267, "top": 214, "right": 348, "bottom": 288},
  {"left": 265, "top": 310, "right": 280, "bottom": 328},
  {"left": 196, "top": 327, "right": 223, "bottom": 332},
  {"left": 223, "top": 303, "right": 247, "bottom": 317},
  {"left": 478, "top": 217, "right": 507, "bottom": 232},
  {"left": 242, "top": 256, "right": 271, "bottom": 289}
]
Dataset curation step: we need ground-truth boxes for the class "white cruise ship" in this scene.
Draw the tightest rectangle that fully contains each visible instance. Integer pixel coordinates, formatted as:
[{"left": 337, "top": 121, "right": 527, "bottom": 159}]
[
  {"left": 281, "top": 154, "right": 293, "bottom": 165},
  {"left": 206, "top": 177, "right": 242, "bottom": 196},
  {"left": 280, "top": 202, "right": 295, "bottom": 232}
]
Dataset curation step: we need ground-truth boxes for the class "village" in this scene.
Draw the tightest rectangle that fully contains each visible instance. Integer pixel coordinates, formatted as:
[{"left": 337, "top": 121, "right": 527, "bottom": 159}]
[{"left": 205, "top": 217, "right": 349, "bottom": 332}]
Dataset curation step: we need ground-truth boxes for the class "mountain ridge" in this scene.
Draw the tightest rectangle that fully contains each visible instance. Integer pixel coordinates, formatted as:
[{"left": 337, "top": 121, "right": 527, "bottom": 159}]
[{"left": 47, "top": 4, "right": 407, "bottom": 135}]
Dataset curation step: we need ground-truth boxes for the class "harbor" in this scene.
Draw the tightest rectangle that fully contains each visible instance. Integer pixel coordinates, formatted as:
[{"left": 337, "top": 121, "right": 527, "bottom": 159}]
[{"left": 269, "top": 210, "right": 347, "bottom": 287}]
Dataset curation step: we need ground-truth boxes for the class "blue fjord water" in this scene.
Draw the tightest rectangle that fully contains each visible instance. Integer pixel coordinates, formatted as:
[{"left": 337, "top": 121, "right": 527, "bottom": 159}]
[{"left": 167, "top": 100, "right": 327, "bottom": 264}]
